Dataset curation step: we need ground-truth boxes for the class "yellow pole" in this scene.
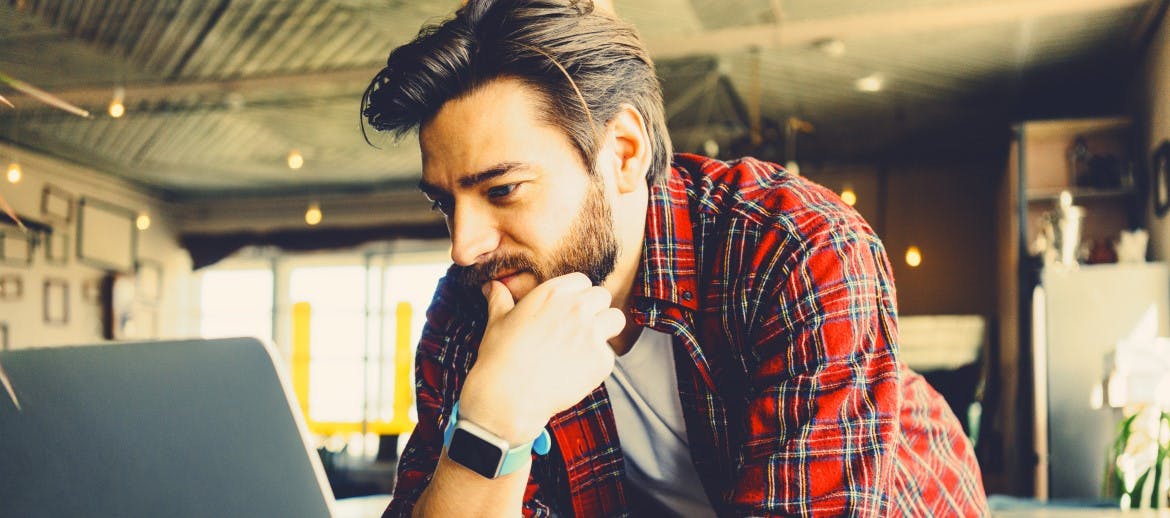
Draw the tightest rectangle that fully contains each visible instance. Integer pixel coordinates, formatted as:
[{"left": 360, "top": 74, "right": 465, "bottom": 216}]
[
  {"left": 389, "top": 302, "right": 415, "bottom": 431},
  {"left": 291, "top": 302, "right": 312, "bottom": 418}
]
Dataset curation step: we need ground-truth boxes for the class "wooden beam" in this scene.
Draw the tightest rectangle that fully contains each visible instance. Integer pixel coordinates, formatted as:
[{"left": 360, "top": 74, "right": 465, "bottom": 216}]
[
  {"left": 4, "top": 67, "right": 381, "bottom": 111},
  {"left": 1130, "top": 0, "right": 1169, "bottom": 49},
  {"left": 645, "top": 0, "right": 1150, "bottom": 59}
]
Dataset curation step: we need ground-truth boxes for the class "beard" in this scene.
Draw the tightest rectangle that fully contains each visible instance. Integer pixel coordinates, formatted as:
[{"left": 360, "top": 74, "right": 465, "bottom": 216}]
[{"left": 453, "top": 177, "right": 620, "bottom": 290}]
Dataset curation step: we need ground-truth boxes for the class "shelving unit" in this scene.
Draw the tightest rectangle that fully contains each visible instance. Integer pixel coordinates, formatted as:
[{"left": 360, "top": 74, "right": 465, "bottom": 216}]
[{"left": 994, "top": 116, "right": 1142, "bottom": 496}]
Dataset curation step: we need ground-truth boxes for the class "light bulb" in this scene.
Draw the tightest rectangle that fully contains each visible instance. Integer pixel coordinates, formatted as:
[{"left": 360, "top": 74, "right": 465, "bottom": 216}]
[
  {"left": 305, "top": 202, "right": 322, "bottom": 226},
  {"left": 840, "top": 187, "right": 857, "bottom": 207},
  {"left": 136, "top": 213, "right": 151, "bottom": 230},
  {"left": 702, "top": 139, "right": 719, "bottom": 157},
  {"left": 287, "top": 150, "right": 304, "bottom": 170},
  {"left": 108, "top": 87, "right": 125, "bottom": 118},
  {"left": 6, "top": 162, "right": 21, "bottom": 184},
  {"left": 785, "top": 160, "right": 800, "bottom": 176},
  {"left": 855, "top": 73, "right": 884, "bottom": 93},
  {"left": 905, "top": 245, "right": 922, "bottom": 268}
]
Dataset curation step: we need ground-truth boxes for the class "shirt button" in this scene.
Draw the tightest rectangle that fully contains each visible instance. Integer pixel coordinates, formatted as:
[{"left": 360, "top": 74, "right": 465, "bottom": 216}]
[{"left": 681, "top": 290, "right": 693, "bottom": 301}]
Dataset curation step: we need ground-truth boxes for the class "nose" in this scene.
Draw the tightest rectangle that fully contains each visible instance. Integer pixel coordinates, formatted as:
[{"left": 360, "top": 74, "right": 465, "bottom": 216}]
[{"left": 448, "top": 202, "right": 499, "bottom": 267}]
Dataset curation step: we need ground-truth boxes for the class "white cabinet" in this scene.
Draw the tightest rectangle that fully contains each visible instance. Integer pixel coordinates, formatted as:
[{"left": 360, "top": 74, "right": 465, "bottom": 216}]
[{"left": 1032, "top": 262, "right": 1170, "bottom": 499}]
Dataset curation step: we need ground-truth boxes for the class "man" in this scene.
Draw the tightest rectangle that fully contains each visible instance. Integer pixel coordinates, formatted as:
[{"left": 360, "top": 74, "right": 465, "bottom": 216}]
[{"left": 361, "top": 0, "right": 988, "bottom": 515}]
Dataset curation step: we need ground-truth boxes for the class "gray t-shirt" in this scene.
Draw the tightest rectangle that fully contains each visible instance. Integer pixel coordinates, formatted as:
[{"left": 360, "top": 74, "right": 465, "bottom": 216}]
[{"left": 603, "top": 328, "right": 717, "bottom": 517}]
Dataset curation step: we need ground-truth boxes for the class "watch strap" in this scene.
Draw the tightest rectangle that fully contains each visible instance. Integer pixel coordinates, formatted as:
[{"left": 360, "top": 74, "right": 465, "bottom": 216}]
[
  {"left": 443, "top": 401, "right": 551, "bottom": 478},
  {"left": 499, "top": 438, "right": 535, "bottom": 476}
]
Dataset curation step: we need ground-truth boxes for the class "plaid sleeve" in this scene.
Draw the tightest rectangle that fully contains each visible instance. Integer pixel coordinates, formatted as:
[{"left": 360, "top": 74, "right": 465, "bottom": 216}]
[
  {"left": 383, "top": 277, "right": 557, "bottom": 517},
  {"left": 727, "top": 217, "right": 901, "bottom": 516}
]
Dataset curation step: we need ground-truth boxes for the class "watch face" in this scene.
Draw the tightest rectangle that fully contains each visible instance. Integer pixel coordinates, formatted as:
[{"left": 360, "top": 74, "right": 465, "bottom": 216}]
[{"left": 448, "top": 427, "right": 503, "bottom": 478}]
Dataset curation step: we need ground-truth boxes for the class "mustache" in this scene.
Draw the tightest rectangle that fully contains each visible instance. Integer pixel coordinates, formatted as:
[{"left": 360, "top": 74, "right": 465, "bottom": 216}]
[{"left": 452, "top": 254, "right": 541, "bottom": 288}]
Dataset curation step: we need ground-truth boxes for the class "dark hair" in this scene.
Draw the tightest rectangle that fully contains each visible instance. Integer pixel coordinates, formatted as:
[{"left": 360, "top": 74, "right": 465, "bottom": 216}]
[{"left": 361, "top": 0, "right": 672, "bottom": 183}]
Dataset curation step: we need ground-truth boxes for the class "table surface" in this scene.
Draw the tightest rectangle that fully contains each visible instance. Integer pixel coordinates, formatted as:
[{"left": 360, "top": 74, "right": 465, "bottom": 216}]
[
  {"left": 335, "top": 494, "right": 393, "bottom": 518},
  {"left": 995, "top": 511, "right": 1170, "bottom": 517},
  {"left": 334, "top": 494, "right": 1170, "bottom": 517}
]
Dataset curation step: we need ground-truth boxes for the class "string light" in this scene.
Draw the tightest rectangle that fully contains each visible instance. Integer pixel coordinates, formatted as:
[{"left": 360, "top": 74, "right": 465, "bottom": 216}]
[
  {"left": 785, "top": 160, "right": 800, "bottom": 176},
  {"left": 840, "top": 187, "right": 857, "bottom": 207},
  {"left": 855, "top": 73, "right": 884, "bottom": 93},
  {"left": 702, "top": 139, "right": 719, "bottom": 158},
  {"left": 108, "top": 87, "right": 125, "bottom": 118},
  {"left": 6, "top": 162, "right": 21, "bottom": 184},
  {"left": 305, "top": 202, "right": 322, "bottom": 226},
  {"left": 905, "top": 245, "right": 923, "bottom": 268},
  {"left": 136, "top": 212, "right": 151, "bottom": 230},
  {"left": 287, "top": 149, "right": 304, "bottom": 170}
]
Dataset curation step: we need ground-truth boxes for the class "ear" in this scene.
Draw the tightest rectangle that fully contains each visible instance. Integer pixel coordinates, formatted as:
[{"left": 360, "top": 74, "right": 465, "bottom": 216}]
[{"left": 605, "top": 104, "right": 651, "bottom": 195}]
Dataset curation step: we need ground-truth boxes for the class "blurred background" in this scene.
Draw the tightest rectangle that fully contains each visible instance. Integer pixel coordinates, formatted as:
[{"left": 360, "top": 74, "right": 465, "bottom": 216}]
[{"left": 2, "top": 0, "right": 1170, "bottom": 506}]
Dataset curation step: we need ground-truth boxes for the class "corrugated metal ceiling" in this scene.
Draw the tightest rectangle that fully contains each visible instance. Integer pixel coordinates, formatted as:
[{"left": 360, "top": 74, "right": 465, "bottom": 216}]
[{"left": 0, "top": 0, "right": 1160, "bottom": 199}]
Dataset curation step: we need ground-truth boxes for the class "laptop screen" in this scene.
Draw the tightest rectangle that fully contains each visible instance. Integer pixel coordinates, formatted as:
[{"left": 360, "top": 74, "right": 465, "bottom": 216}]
[{"left": 0, "top": 337, "right": 335, "bottom": 517}]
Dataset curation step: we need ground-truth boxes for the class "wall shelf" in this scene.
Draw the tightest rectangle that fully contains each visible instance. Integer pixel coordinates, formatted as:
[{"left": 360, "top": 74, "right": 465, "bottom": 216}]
[{"left": 1025, "top": 187, "right": 1134, "bottom": 203}]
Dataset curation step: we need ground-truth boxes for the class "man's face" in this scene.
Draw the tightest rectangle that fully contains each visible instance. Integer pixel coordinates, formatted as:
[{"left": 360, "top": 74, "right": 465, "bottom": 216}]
[{"left": 418, "top": 78, "right": 619, "bottom": 301}]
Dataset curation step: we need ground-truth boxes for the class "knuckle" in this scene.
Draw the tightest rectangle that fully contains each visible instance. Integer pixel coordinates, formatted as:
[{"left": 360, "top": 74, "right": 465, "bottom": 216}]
[
  {"left": 558, "top": 272, "right": 591, "bottom": 292},
  {"left": 589, "top": 286, "right": 613, "bottom": 304}
]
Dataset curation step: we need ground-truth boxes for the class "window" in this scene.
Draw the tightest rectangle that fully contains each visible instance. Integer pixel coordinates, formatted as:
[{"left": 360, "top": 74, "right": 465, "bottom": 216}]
[
  {"left": 199, "top": 266, "right": 273, "bottom": 344},
  {"left": 371, "top": 256, "right": 449, "bottom": 425},
  {"left": 196, "top": 244, "right": 450, "bottom": 441},
  {"left": 290, "top": 264, "right": 367, "bottom": 424}
]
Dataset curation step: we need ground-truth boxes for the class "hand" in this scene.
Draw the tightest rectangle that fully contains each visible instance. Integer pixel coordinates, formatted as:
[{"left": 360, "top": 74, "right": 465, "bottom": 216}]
[{"left": 459, "top": 272, "right": 625, "bottom": 444}]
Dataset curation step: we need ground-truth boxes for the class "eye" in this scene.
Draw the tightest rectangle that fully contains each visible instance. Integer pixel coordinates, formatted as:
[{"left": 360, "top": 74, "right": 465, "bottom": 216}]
[{"left": 486, "top": 184, "right": 518, "bottom": 199}]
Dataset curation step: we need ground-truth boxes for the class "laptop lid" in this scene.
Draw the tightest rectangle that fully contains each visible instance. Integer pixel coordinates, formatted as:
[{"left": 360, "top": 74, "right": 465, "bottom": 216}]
[{"left": 0, "top": 337, "right": 336, "bottom": 517}]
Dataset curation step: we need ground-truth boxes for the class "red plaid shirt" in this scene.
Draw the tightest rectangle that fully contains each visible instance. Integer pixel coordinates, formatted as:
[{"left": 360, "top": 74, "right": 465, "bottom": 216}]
[{"left": 386, "top": 154, "right": 988, "bottom": 517}]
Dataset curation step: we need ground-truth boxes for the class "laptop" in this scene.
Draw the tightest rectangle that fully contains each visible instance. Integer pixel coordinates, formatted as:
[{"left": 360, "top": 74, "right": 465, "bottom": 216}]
[{"left": 0, "top": 337, "right": 336, "bottom": 517}]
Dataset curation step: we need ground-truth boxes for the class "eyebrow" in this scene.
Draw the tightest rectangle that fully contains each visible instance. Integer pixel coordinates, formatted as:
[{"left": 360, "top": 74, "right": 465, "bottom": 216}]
[{"left": 418, "top": 162, "right": 527, "bottom": 197}]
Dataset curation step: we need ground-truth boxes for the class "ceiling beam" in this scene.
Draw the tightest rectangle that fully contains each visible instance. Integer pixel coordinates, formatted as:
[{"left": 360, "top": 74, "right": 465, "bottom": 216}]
[
  {"left": 4, "top": 67, "right": 381, "bottom": 111},
  {"left": 1130, "top": 0, "right": 1169, "bottom": 49},
  {"left": 645, "top": 0, "right": 1150, "bottom": 59}
]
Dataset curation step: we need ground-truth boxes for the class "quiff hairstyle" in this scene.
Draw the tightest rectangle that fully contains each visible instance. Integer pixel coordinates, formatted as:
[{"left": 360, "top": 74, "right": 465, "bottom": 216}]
[{"left": 361, "top": 0, "right": 672, "bottom": 183}]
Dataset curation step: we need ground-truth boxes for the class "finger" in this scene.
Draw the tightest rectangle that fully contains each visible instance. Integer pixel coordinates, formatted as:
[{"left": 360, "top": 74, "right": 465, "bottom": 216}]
[
  {"left": 538, "top": 272, "right": 592, "bottom": 299},
  {"left": 483, "top": 280, "right": 515, "bottom": 321},
  {"left": 574, "top": 286, "right": 613, "bottom": 315},
  {"left": 593, "top": 307, "right": 626, "bottom": 341}
]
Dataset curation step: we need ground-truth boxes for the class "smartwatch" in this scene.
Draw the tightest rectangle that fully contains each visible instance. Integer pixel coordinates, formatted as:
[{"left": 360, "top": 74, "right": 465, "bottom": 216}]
[{"left": 442, "top": 401, "right": 551, "bottom": 479}]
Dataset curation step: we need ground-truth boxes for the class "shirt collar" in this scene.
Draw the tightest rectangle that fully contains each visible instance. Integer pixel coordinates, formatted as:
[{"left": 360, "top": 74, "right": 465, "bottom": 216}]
[{"left": 632, "top": 157, "right": 700, "bottom": 312}]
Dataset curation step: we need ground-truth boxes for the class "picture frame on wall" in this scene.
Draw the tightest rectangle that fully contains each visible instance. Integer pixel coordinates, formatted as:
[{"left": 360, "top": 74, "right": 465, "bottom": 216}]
[
  {"left": 41, "top": 184, "right": 74, "bottom": 222},
  {"left": 77, "top": 197, "right": 137, "bottom": 273},
  {"left": 45, "top": 231, "right": 69, "bottom": 265},
  {"left": 43, "top": 278, "right": 69, "bottom": 326},
  {"left": 0, "top": 275, "right": 21, "bottom": 301},
  {"left": 0, "top": 229, "right": 34, "bottom": 267},
  {"left": 81, "top": 278, "right": 103, "bottom": 305},
  {"left": 1153, "top": 141, "right": 1170, "bottom": 217}
]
